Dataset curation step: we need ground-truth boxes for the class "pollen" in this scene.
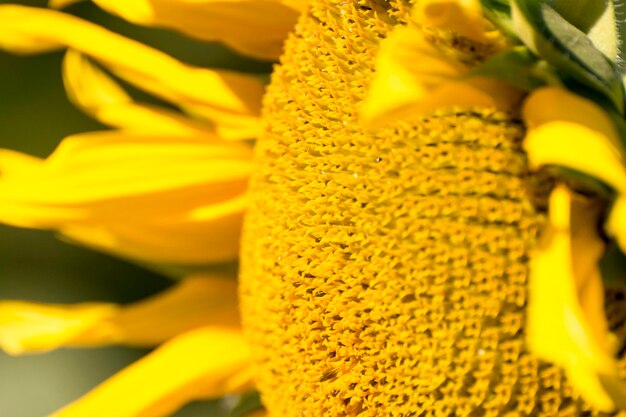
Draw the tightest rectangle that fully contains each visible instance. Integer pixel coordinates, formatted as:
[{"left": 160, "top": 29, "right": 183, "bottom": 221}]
[{"left": 239, "top": 1, "right": 626, "bottom": 416}]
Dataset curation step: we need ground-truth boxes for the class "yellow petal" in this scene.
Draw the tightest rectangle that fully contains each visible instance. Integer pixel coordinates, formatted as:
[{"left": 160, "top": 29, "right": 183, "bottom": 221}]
[
  {"left": 413, "top": 0, "right": 492, "bottom": 43},
  {"left": 0, "top": 275, "right": 240, "bottom": 355},
  {"left": 60, "top": 194, "right": 248, "bottom": 264},
  {"left": 63, "top": 50, "right": 216, "bottom": 136},
  {"left": 361, "top": 26, "right": 519, "bottom": 125},
  {"left": 523, "top": 88, "right": 626, "bottom": 192},
  {"left": 0, "top": 133, "right": 251, "bottom": 264},
  {"left": 523, "top": 122, "right": 626, "bottom": 193},
  {"left": 0, "top": 302, "right": 119, "bottom": 355},
  {"left": 527, "top": 185, "right": 624, "bottom": 412},
  {"left": 50, "top": 327, "right": 254, "bottom": 417},
  {"left": 112, "top": 274, "right": 241, "bottom": 345},
  {"left": 78, "top": 0, "right": 301, "bottom": 60},
  {"left": 523, "top": 87, "right": 621, "bottom": 145},
  {"left": 0, "top": 5, "right": 263, "bottom": 138}
]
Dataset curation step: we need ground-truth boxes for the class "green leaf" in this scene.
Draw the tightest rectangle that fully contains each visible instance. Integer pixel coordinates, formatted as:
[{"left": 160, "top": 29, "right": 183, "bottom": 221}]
[
  {"left": 511, "top": 0, "right": 625, "bottom": 113},
  {"left": 466, "top": 45, "right": 559, "bottom": 91}
]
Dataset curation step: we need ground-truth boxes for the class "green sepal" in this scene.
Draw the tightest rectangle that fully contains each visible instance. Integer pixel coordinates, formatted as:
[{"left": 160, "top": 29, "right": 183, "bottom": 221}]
[
  {"left": 466, "top": 45, "right": 559, "bottom": 91},
  {"left": 511, "top": 0, "right": 625, "bottom": 114},
  {"left": 228, "top": 391, "right": 264, "bottom": 417},
  {"left": 479, "top": 0, "right": 516, "bottom": 37}
]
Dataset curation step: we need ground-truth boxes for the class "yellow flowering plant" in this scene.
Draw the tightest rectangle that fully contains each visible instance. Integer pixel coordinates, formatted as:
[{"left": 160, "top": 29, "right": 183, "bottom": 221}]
[{"left": 2, "top": 0, "right": 626, "bottom": 417}]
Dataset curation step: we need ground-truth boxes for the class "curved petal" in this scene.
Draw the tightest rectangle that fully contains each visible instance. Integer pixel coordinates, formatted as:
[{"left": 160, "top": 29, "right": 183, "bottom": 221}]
[
  {"left": 523, "top": 121, "right": 626, "bottom": 193},
  {"left": 66, "top": 0, "right": 302, "bottom": 61},
  {"left": 0, "top": 5, "right": 263, "bottom": 138},
  {"left": 523, "top": 87, "right": 621, "bottom": 145},
  {"left": 0, "top": 302, "right": 119, "bottom": 355},
  {"left": 361, "top": 26, "right": 520, "bottom": 125},
  {"left": 63, "top": 50, "right": 217, "bottom": 136},
  {"left": 527, "top": 185, "right": 624, "bottom": 412},
  {"left": 50, "top": 327, "right": 254, "bottom": 417},
  {"left": 0, "top": 275, "right": 240, "bottom": 355},
  {"left": 0, "top": 132, "right": 251, "bottom": 264}
]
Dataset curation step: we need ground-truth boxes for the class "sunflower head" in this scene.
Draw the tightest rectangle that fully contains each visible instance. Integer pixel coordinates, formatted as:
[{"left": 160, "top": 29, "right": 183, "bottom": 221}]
[{"left": 238, "top": 1, "right": 626, "bottom": 415}]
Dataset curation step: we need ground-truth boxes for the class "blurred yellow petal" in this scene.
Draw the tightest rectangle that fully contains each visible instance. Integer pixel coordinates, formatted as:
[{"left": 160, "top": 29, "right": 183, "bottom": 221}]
[
  {"left": 523, "top": 87, "right": 621, "bottom": 146},
  {"left": 63, "top": 50, "right": 217, "bottom": 136},
  {"left": 110, "top": 274, "right": 241, "bottom": 345},
  {"left": 51, "top": 327, "right": 254, "bottom": 417},
  {"left": 0, "top": 302, "right": 118, "bottom": 355},
  {"left": 79, "top": 0, "right": 302, "bottom": 60},
  {"left": 523, "top": 122, "right": 626, "bottom": 193},
  {"left": 527, "top": 185, "right": 624, "bottom": 412},
  {"left": 0, "top": 133, "right": 251, "bottom": 264},
  {"left": 60, "top": 194, "right": 248, "bottom": 264},
  {"left": 0, "top": 275, "right": 239, "bottom": 355},
  {"left": 523, "top": 88, "right": 626, "bottom": 191},
  {"left": 0, "top": 5, "right": 263, "bottom": 138},
  {"left": 362, "top": 26, "right": 519, "bottom": 125},
  {"left": 413, "top": 0, "right": 491, "bottom": 42}
]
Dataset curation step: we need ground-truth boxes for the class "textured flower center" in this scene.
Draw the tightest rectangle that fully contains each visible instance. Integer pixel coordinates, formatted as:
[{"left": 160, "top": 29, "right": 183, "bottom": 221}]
[{"left": 240, "top": 1, "right": 625, "bottom": 415}]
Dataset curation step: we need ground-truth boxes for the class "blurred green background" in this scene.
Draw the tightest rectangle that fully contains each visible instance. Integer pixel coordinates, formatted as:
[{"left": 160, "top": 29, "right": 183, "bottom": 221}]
[{"left": 0, "top": 1, "right": 270, "bottom": 415}]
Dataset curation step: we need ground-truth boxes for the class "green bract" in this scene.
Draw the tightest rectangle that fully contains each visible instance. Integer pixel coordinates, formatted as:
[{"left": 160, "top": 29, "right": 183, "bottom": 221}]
[{"left": 511, "top": 0, "right": 624, "bottom": 113}]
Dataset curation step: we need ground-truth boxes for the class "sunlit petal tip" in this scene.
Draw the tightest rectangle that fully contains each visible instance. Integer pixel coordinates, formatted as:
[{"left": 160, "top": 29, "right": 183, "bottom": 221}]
[
  {"left": 50, "top": 328, "right": 254, "bottom": 417},
  {"left": 0, "top": 301, "right": 119, "bottom": 356},
  {"left": 527, "top": 185, "right": 626, "bottom": 412}
]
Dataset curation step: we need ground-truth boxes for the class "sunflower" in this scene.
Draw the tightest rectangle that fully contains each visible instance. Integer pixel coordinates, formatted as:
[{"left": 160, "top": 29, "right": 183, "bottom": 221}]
[{"left": 2, "top": 1, "right": 626, "bottom": 417}]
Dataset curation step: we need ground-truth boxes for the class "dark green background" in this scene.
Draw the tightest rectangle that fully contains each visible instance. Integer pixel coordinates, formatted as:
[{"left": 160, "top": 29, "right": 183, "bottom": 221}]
[{"left": 0, "top": 1, "right": 270, "bottom": 415}]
